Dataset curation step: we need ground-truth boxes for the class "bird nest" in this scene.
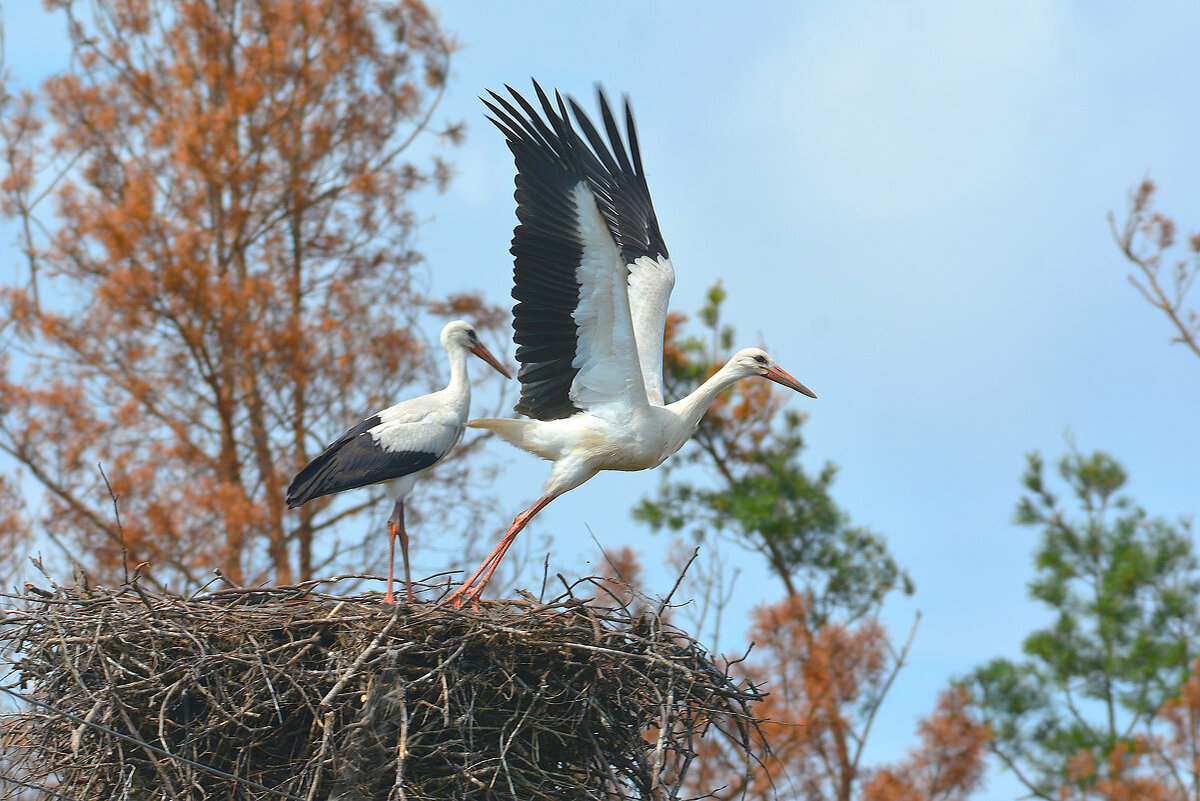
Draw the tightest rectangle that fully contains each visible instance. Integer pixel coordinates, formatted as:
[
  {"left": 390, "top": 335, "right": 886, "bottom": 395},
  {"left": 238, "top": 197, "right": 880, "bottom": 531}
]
[{"left": 0, "top": 575, "right": 762, "bottom": 801}]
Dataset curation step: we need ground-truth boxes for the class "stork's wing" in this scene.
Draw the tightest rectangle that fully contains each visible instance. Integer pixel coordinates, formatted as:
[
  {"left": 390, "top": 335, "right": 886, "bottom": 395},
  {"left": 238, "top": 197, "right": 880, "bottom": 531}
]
[
  {"left": 567, "top": 91, "right": 675, "bottom": 406},
  {"left": 486, "top": 82, "right": 674, "bottom": 419},
  {"left": 626, "top": 254, "right": 675, "bottom": 406},
  {"left": 286, "top": 403, "right": 459, "bottom": 507}
]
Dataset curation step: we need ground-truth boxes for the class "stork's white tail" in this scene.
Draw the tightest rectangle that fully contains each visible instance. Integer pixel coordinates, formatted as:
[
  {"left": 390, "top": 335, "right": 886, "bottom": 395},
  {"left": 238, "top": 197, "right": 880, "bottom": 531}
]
[{"left": 467, "top": 417, "right": 542, "bottom": 452}]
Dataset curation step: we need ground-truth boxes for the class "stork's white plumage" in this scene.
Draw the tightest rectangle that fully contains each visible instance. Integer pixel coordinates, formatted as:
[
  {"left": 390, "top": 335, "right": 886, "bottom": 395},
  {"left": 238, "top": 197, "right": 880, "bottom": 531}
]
[
  {"left": 448, "top": 83, "right": 816, "bottom": 606},
  {"left": 287, "top": 320, "right": 510, "bottom": 604}
]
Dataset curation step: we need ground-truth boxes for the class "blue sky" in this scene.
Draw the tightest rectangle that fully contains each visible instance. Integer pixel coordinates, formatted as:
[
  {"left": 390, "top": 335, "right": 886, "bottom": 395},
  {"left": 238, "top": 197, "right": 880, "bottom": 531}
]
[{"left": 5, "top": 2, "right": 1200, "bottom": 798}]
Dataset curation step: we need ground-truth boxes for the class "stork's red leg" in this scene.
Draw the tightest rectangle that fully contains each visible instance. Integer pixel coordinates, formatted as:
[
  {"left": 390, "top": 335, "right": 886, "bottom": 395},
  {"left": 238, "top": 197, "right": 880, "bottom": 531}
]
[
  {"left": 395, "top": 500, "right": 413, "bottom": 603},
  {"left": 474, "top": 534, "right": 521, "bottom": 589},
  {"left": 446, "top": 495, "right": 554, "bottom": 607},
  {"left": 384, "top": 517, "right": 398, "bottom": 605},
  {"left": 447, "top": 527, "right": 521, "bottom": 607},
  {"left": 383, "top": 499, "right": 412, "bottom": 604}
]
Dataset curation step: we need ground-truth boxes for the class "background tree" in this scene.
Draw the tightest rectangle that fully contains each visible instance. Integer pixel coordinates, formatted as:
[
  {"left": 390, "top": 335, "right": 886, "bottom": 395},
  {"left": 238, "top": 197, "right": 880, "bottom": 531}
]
[
  {"left": 636, "top": 289, "right": 986, "bottom": 801},
  {"left": 965, "top": 447, "right": 1200, "bottom": 799},
  {"left": 0, "top": 0, "right": 504, "bottom": 591},
  {"left": 860, "top": 687, "right": 990, "bottom": 801},
  {"left": 1111, "top": 178, "right": 1200, "bottom": 362},
  {"left": 0, "top": 475, "right": 25, "bottom": 585}
]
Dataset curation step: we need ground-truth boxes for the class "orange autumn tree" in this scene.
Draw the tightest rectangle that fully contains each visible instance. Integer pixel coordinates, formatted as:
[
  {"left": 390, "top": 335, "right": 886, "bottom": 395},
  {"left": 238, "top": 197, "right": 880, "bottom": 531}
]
[
  {"left": 0, "top": 0, "right": 503, "bottom": 590},
  {"left": 636, "top": 287, "right": 989, "bottom": 801},
  {"left": 679, "top": 596, "right": 988, "bottom": 801}
]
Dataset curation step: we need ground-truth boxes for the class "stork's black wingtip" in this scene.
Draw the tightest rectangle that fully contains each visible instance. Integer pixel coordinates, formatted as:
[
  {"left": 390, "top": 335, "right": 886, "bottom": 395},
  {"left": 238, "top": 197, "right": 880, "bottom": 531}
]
[
  {"left": 285, "top": 479, "right": 314, "bottom": 509},
  {"left": 566, "top": 94, "right": 586, "bottom": 119}
]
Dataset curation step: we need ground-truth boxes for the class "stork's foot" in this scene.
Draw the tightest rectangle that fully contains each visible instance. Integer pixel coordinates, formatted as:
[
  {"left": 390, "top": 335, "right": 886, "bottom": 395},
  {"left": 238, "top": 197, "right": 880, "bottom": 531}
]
[
  {"left": 381, "top": 587, "right": 413, "bottom": 605},
  {"left": 444, "top": 580, "right": 484, "bottom": 610},
  {"left": 444, "top": 544, "right": 501, "bottom": 608},
  {"left": 445, "top": 546, "right": 506, "bottom": 608},
  {"left": 444, "top": 494, "right": 553, "bottom": 609}
]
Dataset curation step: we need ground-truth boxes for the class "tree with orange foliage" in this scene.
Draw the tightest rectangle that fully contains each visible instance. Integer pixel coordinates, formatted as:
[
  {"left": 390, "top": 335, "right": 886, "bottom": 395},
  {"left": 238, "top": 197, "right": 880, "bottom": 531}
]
[
  {"left": 680, "top": 593, "right": 988, "bottom": 801},
  {"left": 636, "top": 287, "right": 988, "bottom": 801},
  {"left": 862, "top": 688, "right": 989, "bottom": 801},
  {"left": 0, "top": 475, "right": 25, "bottom": 585},
  {"left": 0, "top": 0, "right": 504, "bottom": 591}
]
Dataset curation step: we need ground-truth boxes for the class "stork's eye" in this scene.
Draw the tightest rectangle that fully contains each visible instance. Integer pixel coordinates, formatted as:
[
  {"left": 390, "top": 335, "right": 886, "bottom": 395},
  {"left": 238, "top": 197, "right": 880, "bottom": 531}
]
[{"left": 753, "top": 355, "right": 767, "bottom": 365}]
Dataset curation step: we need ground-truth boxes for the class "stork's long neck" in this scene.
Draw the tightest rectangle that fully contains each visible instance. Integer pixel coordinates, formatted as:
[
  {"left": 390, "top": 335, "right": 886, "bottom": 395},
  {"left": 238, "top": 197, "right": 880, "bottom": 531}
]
[
  {"left": 666, "top": 362, "right": 744, "bottom": 431},
  {"left": 444, "top": 344, "right": 471, "bottom": 401}
]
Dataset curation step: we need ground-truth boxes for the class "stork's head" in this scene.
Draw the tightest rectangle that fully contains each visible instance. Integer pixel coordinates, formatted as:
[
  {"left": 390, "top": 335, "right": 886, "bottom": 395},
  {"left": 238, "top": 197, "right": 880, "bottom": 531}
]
[
  {"left": 441, "top": 320, "right": 512, "bottom": 378},
  {"left": 729, "top": 348, "right": 817, "bottom": 398}
]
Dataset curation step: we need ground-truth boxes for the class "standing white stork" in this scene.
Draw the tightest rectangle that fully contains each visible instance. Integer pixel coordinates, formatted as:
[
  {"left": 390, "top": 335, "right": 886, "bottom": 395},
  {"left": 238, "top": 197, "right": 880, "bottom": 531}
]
[
  {"left": 446, "top": 83, "right": 816, "bottom": 606},
  {"left": 287, "top": 320, "right": 510, "bottom": 604}
]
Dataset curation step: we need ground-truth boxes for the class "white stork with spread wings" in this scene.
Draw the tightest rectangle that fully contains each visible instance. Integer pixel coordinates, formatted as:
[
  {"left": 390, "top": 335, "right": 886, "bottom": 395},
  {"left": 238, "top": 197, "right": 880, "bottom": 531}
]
[
  {"left": 287, "top": 320, "right": 510, "bottom": 604},
  {"left": 448, "top": 84, "right": 816, "bottom": 606}
]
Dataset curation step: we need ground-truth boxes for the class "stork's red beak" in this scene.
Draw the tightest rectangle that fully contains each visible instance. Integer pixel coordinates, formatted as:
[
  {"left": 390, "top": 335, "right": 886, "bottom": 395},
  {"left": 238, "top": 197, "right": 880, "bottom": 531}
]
[
  {"left": 764, "top": 365, "right": 817, "bottom": 398},
  {"left": 471, "top": 342, "right": 512, "bottom": 379}
]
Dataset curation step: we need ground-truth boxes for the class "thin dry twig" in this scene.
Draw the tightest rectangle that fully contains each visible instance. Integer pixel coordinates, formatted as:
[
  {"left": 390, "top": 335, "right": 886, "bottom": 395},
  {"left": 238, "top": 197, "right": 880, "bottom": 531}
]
[
  {"left": 96, "top": 462, "right": 129, "bottom": 585},
  {"left": 1109, "top": 181, "right": 1200, "bottom": 361}
]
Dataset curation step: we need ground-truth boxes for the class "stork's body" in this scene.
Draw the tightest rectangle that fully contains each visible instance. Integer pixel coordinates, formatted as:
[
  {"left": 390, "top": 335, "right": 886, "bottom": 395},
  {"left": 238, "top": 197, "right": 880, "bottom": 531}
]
[
  {"left": 480, "top": 372, "right": 762, "bottom": 486},
  {"left": 287, "top": 320, "right": 509, "bottom": 603},
  {"left": 448, "top": 84, "right": 815, "bottom": 605}
]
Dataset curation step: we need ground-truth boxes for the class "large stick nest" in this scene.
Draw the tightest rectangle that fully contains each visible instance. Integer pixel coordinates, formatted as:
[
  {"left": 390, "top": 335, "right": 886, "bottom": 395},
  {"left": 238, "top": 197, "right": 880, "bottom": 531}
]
[{"left": 0, "top": 576, "right": 762, "bottom": 801}]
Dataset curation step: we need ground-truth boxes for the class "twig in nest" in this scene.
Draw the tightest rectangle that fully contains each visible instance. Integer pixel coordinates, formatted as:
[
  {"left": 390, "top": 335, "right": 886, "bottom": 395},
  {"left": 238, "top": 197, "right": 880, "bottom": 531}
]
[{"left": 96, "top": 462, "right": 128, "bottom": 585}]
